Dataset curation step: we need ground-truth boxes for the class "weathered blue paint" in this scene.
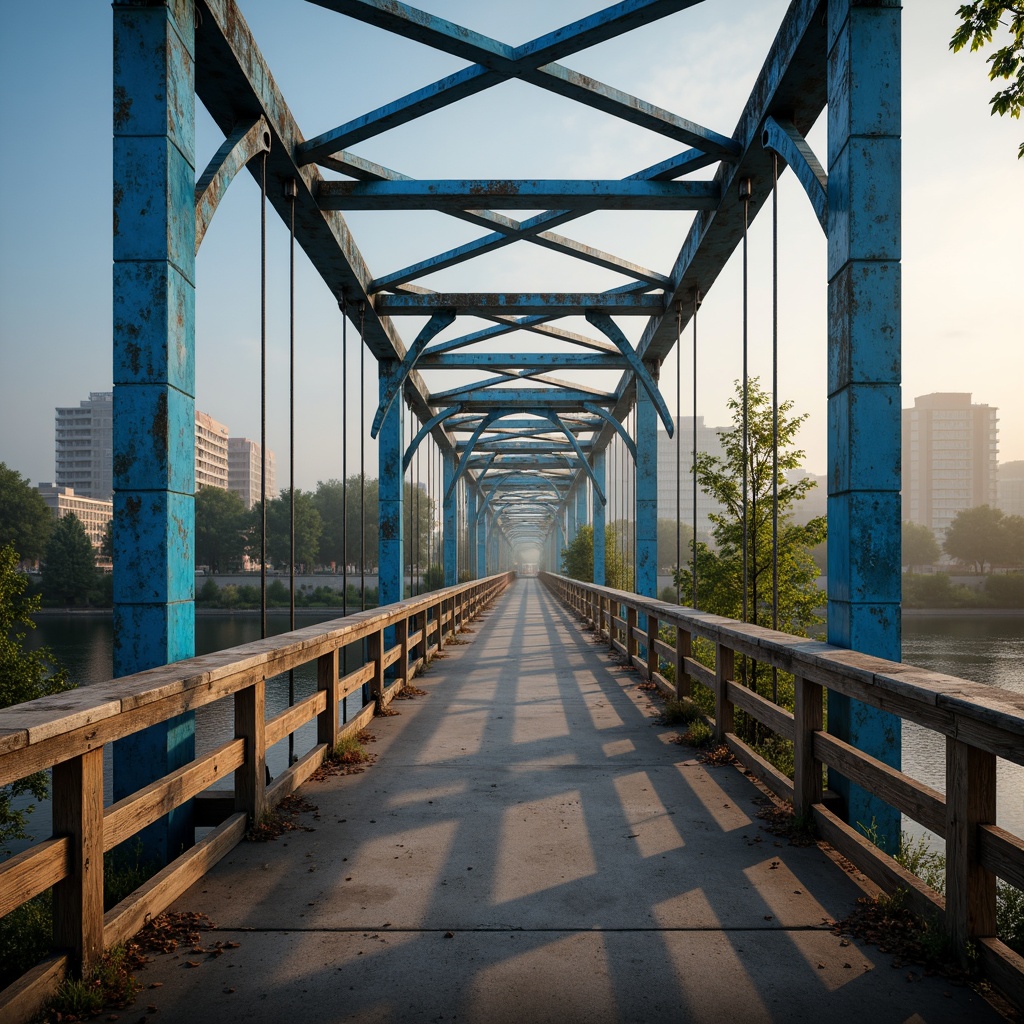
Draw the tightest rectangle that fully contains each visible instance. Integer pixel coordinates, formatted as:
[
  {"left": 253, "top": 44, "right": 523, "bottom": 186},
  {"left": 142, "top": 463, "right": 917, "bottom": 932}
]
[
  {"left": 584, "top": 403, "right": 637, "bottom": 462},
  {"left": 378, "top": 361, "right": 405, "bottom": 606},
  {"left": 372, "top": 310, "right": 455, "bottom": 438},
  {"left": 636, "top": 374, "right": 659, "bottom": 602},
  {"left": 318, "top": 178, "right": 719, "bottom": 212},
  {"left": 112, "top": 0, "right": 196, "bottom": 863},
  {"left": 826, "top": 0, "right": 902, "bottom": 853},
  {"left": 378, "top": 292, "right": 665, "bottom": 318},
  {"left": 443, "top": 452, "right": 458, "bottom": 586},
  {"left": 575, "top": 481, "right": 588, "bottom": 538},
  {"left": 467, "top": 489, "right": 478, "bottom": 578},
  {"left": 302, "top": 1, "right": 727, "bottom": 159},
  {"left": 477, "top": 504, "right": 488, "bottom": 577},
  {"left": 592, "top": 449, "right": 607, "bottom": 585},
  {"left": 761, "top": 116, "right": 827, "bottom": 233},
  {"left": 421, "top": 352, "right": 627, "bottom": 370}
]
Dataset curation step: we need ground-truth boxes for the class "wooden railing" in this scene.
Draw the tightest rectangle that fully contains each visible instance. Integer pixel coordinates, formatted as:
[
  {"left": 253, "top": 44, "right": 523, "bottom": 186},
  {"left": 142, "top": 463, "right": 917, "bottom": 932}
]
[
  {"left": 0, "top": 572, "right": 513, "bottom": 1020},
  {"left": 542, "top": 571, "right": 1024, "bottom": 1009}
]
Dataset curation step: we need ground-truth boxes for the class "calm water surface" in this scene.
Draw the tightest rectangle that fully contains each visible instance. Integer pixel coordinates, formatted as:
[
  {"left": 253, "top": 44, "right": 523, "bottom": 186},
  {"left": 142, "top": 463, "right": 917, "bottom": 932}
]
[{"left": 12, "top": 609, "right": 1024, "bottom": 850}]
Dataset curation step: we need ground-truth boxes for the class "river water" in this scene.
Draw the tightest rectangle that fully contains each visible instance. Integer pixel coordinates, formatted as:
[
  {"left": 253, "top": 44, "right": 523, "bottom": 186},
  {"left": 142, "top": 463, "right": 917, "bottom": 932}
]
[{"left": 11, "top": 608, "right": 1024, "bottom": 851}]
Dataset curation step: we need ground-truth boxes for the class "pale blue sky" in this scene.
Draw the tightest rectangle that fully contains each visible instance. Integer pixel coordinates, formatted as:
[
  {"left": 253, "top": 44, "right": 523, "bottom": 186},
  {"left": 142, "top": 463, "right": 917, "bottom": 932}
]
[{"left": 1, "top": 1, "right": 1020, "bottom": 493}]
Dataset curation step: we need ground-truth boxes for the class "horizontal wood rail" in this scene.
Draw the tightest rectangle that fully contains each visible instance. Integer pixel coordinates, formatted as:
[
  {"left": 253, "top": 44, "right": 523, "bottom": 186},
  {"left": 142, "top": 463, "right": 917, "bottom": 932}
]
[
  {"left": 0, "top": 573, "right": 513, "bottom": 1022},
  {"left": 541, "top": 571, "right": 1024, "bottom": 1010}
]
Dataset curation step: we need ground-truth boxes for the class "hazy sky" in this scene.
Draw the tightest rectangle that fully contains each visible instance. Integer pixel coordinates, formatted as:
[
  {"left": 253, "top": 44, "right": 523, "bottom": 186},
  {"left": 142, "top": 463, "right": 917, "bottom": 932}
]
[{"left": 0, "top": 1, "right": 1021, "bottom": 494}]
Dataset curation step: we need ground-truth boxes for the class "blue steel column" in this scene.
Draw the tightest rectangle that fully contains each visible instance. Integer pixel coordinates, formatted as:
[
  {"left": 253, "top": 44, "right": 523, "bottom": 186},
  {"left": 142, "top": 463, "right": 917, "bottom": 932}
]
[
  {"left": 476, "top": 505, "right": 487, "bottom": 576},
  {"left": 636, "top": 374, "right": 659, "bottom": 599},
  {"left": 378, "top": 367, "right": 404, "bottom": 605},
  {"left": 443, "top": 452, "right": 457, "bottom": 585},
  {"left": 592, "top": 450, "right": 606, "bottom": 585},
  {"left": 567, "top": 483, "right": 578, "bottom": 543},
  {"left": 467, "top": 488, "right": 478, "bottom": 578},
  {"left": 826, "top": 0, "right": 902, "bottom": 850},
  {"left": 575, "top": 482, "right": 588, "bottom": 539},
  {"left": 112, "top": 0, "right": 195, "bottom": 862}
]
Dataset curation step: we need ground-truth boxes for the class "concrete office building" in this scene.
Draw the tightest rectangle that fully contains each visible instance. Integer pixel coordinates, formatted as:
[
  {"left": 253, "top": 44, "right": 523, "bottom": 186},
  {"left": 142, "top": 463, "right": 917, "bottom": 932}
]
[
  {"left": 656, "top": 416, "right": 728, "bottom": 545},
  {"left": 55, "top": 392, "right": 113, "bottom": 499},
  {"left": 228, "top": 437, "right": 277, "bottom": 509},
  {"left": 195, "top": 410, "right": 230, "bottom": 491},
  {"left": 998, "top": 461, "right": 1024, "bottom": 518},
  {"left": 37, "top": 483, "right": 114, "bottom": 565},
  {"left": 902, "top": 393, "right": 998, "bottom": 537}
]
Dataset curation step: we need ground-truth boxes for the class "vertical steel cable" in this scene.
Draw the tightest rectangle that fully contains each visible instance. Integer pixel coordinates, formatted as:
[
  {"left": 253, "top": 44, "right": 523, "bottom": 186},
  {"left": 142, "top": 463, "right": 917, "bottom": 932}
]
[
  {"left": 259, "top": 152, "right": 267, "bottom": 641},
  {"left": 692, "top": 290, "right": 699, "bottom": 610},
  {"left": 359, "top": 303, "right": 366, "bottom": 612},
  {"left": 340, "top": 299, "right": 348, "bottom": 618},
  {"left": 287, "top": 181, "right": 296, "bottom": 766},
  {"left": 741, "top": 180, "right": 751, "bottom": 628},
  {"left": 772, "top": 153, "right": 780, "bottom": 703},
  {"left": 631, "top": 406, "right": 637, "bottom": 583},
  {"left": 675, "top": 303, "right": 682, "bottom": 605}
]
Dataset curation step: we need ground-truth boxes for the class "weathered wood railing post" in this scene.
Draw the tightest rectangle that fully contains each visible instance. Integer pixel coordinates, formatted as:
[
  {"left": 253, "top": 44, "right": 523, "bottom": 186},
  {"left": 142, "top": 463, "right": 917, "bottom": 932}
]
[
  {"left": 794, "top": 676, "right": 824, "bottom": 817},
  {"left": 52, "top": 749, "right": 104, "bottom": 977},
  {"left": 946, "top": 738, "right": 997, "bottom": 963},
  {"left": 714, "top": 644, "right": 735, "bottom": 742},
  {"left": 675, "top": 626, "right": 691, "bottom": 700},
  {"left": 370, "top": 628, "right": 385, "bottom": 705},
  {"left": 317, "top": 651, "right": 340, "bottom": 752},
  {"left": 626, "top": 606, "right": 637, "bottom": 665},
  {"left": 646, "top": 613, "right": 659, "bottom": 682},
  {"left": 234, "top": 679, "right": 267, "bottom": 825},
  {"left": 397, "top": 617, "right": 410, "bottom": 687}
]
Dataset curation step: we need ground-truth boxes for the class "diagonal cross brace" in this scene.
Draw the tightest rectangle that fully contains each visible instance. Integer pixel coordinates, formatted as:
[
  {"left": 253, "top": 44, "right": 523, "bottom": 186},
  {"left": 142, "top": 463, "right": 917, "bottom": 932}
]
[
  {"left": 541, "top": 411, "right": 607, "bottom": 507},
  {"left": 585, "top": 312, "right": 674, "bottom": 436},
  {"left": 583, "top": 402, "right": 637, "bottom": 463},
  {"left": 372, "top": 309, "right": 455, "bottom": 438},
  {"left": 403, "top": 404, "right": 461, "bottom": 471},
  {"left": 299, "top": 1, "right": 737, "bottom": 161}
]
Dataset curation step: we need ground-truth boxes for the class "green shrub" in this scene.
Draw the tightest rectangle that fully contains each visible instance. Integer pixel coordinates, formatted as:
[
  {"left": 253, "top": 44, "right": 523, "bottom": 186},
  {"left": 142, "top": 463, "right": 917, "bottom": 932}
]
[
  {"left": 660, "top": 698, "right": 703, "bottom": 726},
  {"left": 984, "top": 572, "right": 1024, "bottom": 609},
  {"left": 0, "top": 890, "right": 53, "bottom": 988}
]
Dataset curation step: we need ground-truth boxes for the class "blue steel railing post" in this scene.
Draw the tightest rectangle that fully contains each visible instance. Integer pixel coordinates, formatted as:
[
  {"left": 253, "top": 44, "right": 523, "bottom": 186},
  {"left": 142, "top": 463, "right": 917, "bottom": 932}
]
[
  {"left": 826, "top": 0, "right": 902, "bottom": 851},
  {"left": 592, "top": 449, "right": 606, "bottom": 586},
  {"left": 443, "top": 451, "right": 457, "bottom": 586},
  {"left": 112, "top": 0, "right": 196, "bottom": 863}
]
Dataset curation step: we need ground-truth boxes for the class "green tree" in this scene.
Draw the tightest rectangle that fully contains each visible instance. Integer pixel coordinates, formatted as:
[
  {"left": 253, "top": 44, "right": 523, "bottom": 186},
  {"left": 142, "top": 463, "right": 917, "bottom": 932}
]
[
  {"left": 560, "top": 524, "right": 633, "bottom": 590},
  {"left": 1002, "top": 514, "right": 1024, "bottom": 567},
  {"left": 657, "top": 518, "right": 695, "bottom": 571},
  {"left": 673, "top": 378, "right": 826, "bottom": 636},
  {"left": 951, "top": 2, "right": 1024, "bottom": 158},
  {"left": 0, "top": 544, "right": 73, "bottom": 847},
  {"left": 252, "top": 489, "right": 322, "bottom": 570},
  {"left": 311, "top": 476, "right": 380, "bottom": 570},
  {"left": 403, "top": 480, "right": 435, "bottom": 571},
  {"left": 100, "top": 519, "right": 113, "bottom": 562},
  {"left": 195, "top": 486, "right": 248, "bottom": 573},
  {"left": 41, "top": 514, "right": 98, "bottom": 605},
  {"left": 943, "top": 503, "right": 1008, "bottom": 572},
  {"left": 0, "top": 463, "right": 53, "bottom": 562},
  {"left": 902, "top": 521, "right": 941, "bottom": 573}
]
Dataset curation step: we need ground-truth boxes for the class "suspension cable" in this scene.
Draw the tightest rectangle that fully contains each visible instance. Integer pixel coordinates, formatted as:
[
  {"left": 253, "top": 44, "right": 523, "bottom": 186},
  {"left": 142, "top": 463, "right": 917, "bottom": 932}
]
[
  {"left": 286, "top": 178, "right": 296, "bottom": 766},
  {"left": 675, "top": 302, "right": 682, "bottom": 605},
  {"left": 359, "top": 302, "right": 366, "bottom": 612},
  {"left": 740, "top": 178, "right": 751, "bottom": 628},
  {"left": 772, "top": 152, "right": 780, "bottom": 703},
  {"left": 692, "top": 289, "right": 699, "bottom": 610},
  {"left": 340, "top": 297, "right": 348, "bottom": 618},
  {"left": 259, "top": 151, "right": 267, "bottom": 641}
]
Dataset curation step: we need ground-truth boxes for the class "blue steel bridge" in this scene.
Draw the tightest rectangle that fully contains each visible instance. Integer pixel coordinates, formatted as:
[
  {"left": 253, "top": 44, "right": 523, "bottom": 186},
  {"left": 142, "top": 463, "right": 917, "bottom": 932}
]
[{"left": 1, "top": 1, "right": 1022, "bottom": 1020}]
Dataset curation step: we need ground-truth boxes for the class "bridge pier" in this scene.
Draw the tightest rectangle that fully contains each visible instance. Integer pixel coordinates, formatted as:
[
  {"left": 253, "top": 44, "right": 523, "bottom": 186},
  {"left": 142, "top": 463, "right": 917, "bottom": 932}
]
[
  {"left": 826, "top": 0, "right": 902, "bottom": 850},
  {"left": 111, "top": 0, "right": 196, "bottom": 863}
]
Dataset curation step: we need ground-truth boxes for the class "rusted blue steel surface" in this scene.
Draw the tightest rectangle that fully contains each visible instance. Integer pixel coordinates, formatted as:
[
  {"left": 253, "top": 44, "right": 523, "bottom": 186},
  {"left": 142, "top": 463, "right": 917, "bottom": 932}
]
[
  {"left": 377, "top": 361, "right": 405, "bottom": 606},
  {"left": 826, "top": 0, "right": 902, "bottom": 851},
  {"left": 112, "top": 0, "right": 196, "bottom": 862}
]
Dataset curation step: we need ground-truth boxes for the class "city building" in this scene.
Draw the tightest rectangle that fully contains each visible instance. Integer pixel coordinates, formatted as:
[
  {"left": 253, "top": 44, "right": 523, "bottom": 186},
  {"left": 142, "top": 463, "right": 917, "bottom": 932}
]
[
  {"left": 656, "top": 416, "right": 729, "bottom": 546},
  {"left": 55, "top": 391, "right": 113, "bottom": 499},
  {"left": 998, "top": 460, "right": 1024, "bottom": 518},
  {"left": 902, "top": 393, "right": 999, "bottom": 537},
  {"left": 195, "top": 410, "right": 230, "bottom": 491},
  {"left": 228, "top": 437, "right": 277, "bottom": 509},
  {"left": 786, "top": 468, "right": 828, "bottom": 526},
  {"left": 37, "top": 483, "right": 113, "bottom": 566}
]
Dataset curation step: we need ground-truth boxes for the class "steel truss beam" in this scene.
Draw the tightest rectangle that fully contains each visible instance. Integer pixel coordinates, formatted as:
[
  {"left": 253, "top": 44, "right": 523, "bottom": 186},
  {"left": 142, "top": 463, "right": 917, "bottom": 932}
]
[{"left": 377, "top": 293, "right": 665, "bottom": 317}]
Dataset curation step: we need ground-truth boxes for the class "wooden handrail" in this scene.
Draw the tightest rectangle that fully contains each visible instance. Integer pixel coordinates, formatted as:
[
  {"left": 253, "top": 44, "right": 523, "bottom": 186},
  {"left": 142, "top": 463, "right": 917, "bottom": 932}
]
[
  {"left": 540, "top": 571, "right": 1024, "bottom": 1010},
  {"left": 0, "top": 572, "right": 514, "bottom": 1020}
]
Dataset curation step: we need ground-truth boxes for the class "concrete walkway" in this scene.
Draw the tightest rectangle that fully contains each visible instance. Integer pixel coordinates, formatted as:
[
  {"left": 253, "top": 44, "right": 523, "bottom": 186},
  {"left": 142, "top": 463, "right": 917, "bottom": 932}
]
[{"left": 138, "top": 579, "right": 1003, "bottom": 1023}]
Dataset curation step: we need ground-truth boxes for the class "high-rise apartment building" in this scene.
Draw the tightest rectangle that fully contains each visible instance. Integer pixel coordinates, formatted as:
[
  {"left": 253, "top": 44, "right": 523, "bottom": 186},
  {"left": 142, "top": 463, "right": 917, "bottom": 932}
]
[
  {"left": 195, "top": 410, "right": 230, "bottom": 490},
  {"left": 55, "top": 392, "right": 273, "bottom": 500},
  {"left": 902, "top": 393, "right": 998, "bottom": 537},
  {"left": 998, "top": 461, "right": 1024, "bottom": 518},
  {"left": 55, "top": 392, "right": 113, "bottom": 499},
  {"left": 228, "top": 437, "right": 277, "bottom": 509}
]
